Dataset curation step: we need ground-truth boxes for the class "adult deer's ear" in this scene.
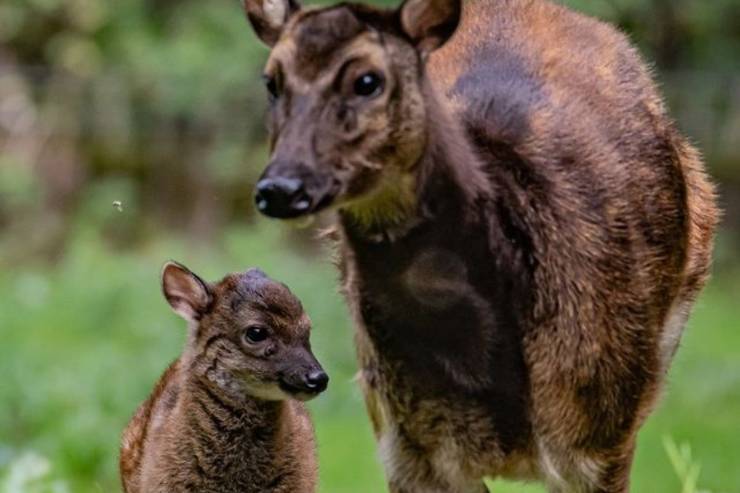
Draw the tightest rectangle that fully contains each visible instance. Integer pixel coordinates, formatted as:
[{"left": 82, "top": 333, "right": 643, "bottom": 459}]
[
  {"left": 398, "top": 0, "right": 461, "bottom": 58},
  {"left": 242, "top": 0, "right": 301, "bottom": 47},
  {"left": 161, "top": 261, "right": 213, "bottom": 322}
]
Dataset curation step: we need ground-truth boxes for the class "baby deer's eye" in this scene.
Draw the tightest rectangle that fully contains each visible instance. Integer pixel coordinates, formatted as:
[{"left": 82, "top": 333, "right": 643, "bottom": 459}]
[
  {"left": 243, "top": 326, "right": 269, "bottom": 344},
  {"left": 353, "top": 72, "right": 384, "bottom": 98}
]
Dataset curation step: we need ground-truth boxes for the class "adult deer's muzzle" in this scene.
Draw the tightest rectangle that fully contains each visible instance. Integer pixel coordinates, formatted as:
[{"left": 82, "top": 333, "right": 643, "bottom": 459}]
[
  {"left": 255, "top": 175, "right": 311, "bottom": 219},
  {"left": 254, "top": 160, "right": 339, "bottom": 219}
]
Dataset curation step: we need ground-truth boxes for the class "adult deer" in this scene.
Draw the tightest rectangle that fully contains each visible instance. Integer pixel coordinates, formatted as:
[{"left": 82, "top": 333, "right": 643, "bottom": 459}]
[{"left": 244, "top": 0, "right": 718, "bottom": 491}]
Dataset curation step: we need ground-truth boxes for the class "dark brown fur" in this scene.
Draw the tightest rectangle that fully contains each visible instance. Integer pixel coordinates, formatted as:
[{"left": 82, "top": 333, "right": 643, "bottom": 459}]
[
  {"left": 120, "top": 263, "right": 325, "bottom": 492},
  {"left": 244, "top": 0, "right": 719, "bottom": 491}
]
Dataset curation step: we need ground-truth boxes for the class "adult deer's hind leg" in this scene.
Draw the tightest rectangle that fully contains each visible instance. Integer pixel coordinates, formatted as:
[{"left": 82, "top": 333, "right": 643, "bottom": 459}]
[
  {"left": 591, "top": 448, "right": 634, "bottom": 493},
  {"left": 542, "top": 437, "right": 636, "bottom": 493},
  {"left": 575, "top": 444, "right": 635, "bottom": 493}
]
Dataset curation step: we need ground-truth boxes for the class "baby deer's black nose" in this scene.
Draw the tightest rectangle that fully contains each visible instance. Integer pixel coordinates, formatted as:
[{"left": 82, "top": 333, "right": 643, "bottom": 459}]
[
  {"left": 304, "top": 370, "right": 329, "bottom": 393},
  {"left": 254, "top": 177, "right": 311, "bottom": 219}
]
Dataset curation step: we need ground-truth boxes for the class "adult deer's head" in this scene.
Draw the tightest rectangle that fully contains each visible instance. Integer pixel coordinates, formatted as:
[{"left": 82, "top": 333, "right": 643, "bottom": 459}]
[{"left": 245, "top": 0, "right": 461, "bottom": 225}]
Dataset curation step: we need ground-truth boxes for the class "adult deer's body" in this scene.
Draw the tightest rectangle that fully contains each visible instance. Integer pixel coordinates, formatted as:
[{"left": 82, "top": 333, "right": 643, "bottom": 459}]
[{"left": 245, "top": 0, "right": 718, "bottom": 490}]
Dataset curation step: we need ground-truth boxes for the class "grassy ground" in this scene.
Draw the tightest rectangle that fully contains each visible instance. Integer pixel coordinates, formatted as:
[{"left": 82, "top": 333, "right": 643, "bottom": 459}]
[{"left": 1, "top": 222, "right": 738, "bottom": 492}]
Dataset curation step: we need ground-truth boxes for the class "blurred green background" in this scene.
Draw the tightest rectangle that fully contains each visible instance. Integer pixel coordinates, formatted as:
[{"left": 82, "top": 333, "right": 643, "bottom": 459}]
[{"left": 0, "top": 0, "right": 738, "bottom": 492}]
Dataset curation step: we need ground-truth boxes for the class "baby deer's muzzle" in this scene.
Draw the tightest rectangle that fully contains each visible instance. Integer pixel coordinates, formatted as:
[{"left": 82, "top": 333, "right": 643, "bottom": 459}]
[
  {"left": 277, "top": 348, "right": 329, "bottom": 400},
  {"left": 304, "top": 369, "right": 329, "bottom": 393},
  {"left": 278, "top": 367, "right": 329, "bottom": 400}
]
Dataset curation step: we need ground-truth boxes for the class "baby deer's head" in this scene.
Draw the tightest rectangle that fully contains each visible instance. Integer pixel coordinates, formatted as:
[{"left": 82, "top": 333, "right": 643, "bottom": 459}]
[{"left": 162, "top": 261, "right": 328, "bottom": 402}]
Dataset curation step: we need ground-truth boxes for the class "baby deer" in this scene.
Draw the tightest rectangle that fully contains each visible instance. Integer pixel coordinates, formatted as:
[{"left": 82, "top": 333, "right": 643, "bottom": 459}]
[{"left": 120, "top": 262, "right": 328, "bottom": 493}]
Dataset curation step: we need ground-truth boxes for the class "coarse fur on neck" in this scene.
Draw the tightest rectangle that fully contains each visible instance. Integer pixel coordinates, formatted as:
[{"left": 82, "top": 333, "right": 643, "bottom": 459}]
[
  {"left": 340, "top": 75, "right": 490, "bottom": 240},
  {"left": 148, "top": 368, "right": 291, "bottom": 491},
  {"left": 157, "top": 363, "right": 291, "bottom": 487}
]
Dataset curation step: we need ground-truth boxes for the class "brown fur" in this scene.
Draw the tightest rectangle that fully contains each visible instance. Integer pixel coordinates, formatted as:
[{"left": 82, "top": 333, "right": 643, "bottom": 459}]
[
  {"left": 120, "top": 263, "right": 325, "bottom": 492},
  {"left": 244, "top": 0, "right": 719, "bottom": 491}
]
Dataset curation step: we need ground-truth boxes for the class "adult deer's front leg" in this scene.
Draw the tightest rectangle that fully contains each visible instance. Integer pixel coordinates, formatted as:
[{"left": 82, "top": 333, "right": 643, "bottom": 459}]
[
  {"left": 386, "top": 472, "right": 489, "bottom": 493},
  {"left": 388, "top": 481, "right": 489, "bottom": 493},
  {"left": 379, "top": 427, "right": 489, "bottom": 493}
]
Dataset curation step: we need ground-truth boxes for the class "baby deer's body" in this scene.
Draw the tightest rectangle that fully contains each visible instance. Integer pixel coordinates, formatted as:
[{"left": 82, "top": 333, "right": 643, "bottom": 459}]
[{"left": 120, "top": 263, "right": 327, "bottom": 493}]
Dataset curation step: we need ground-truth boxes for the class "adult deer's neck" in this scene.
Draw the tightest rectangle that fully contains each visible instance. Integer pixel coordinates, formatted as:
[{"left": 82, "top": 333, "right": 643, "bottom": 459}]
[{"left": 340, "top": 77, "right": 489, "bottom": 240}]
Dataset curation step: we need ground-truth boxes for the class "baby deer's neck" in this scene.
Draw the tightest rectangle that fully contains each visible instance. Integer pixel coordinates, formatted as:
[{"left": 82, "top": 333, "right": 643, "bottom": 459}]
[{"left": 177, "top": 370, "right": 287, "bottom": 453}]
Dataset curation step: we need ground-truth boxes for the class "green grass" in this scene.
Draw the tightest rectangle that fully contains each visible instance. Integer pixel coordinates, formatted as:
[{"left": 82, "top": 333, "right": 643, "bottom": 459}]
[{"left": 1, "top": 222, "right": 738, "bottom": 492}]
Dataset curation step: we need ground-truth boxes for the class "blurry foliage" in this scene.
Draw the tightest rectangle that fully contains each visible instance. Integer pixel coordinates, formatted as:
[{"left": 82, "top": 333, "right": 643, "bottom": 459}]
[
  {"left": 1, "top": 0, "right": 271, "bottom": 262},
  {"left": 664, "top": 437, "right": 708, "bottom": 493},
  {"left": 0, "top": 0, "right": 738, "bottom": 263},
  {"left": 0, "top": 451, "right": 69, "bottom": 493},
  {"left": 567, "top": 0, "right": 740, "bottom": 71}
]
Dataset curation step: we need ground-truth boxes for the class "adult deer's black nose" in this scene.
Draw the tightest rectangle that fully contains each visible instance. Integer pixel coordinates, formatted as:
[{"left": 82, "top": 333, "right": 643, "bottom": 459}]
[
  {"left": 254, "top": 177, "right": 311, "bottom": 218},
  {"left": 304, "top": 370, "right": 329, "bottom": 393}
]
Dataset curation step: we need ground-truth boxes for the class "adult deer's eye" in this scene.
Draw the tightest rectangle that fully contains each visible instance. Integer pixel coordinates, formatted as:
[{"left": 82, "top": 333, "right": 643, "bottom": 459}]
[
  {"left": 243, "top": 326, "right": 269, "bottom": 344},
  {"left": 353, "top": 72, "right": 383, "bottom": 97},
  {"left": 263, "top": 75, "right": 279, "bottom": 101}
]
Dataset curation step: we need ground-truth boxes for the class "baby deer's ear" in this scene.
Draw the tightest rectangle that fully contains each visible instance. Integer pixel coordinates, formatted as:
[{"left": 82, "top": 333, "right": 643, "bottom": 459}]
[{"left": 161, "top": 261, "right": 212, "bottom": 322}]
